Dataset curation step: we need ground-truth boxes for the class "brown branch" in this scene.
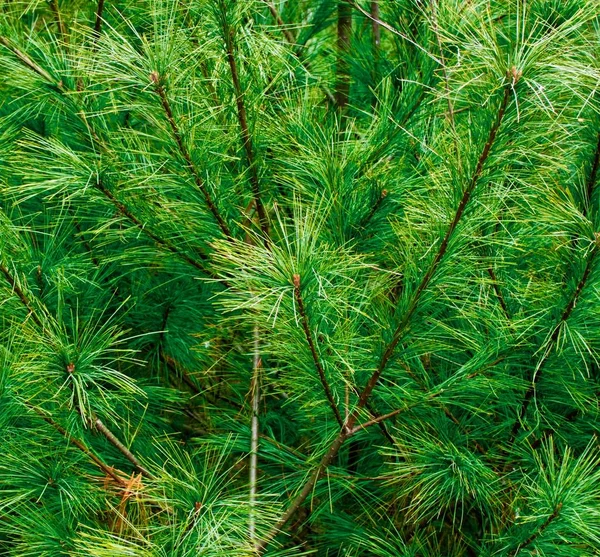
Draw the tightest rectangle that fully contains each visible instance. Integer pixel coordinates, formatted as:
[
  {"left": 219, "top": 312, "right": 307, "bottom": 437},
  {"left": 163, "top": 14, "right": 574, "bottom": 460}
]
[
  {"left": 256, "top": 77, "right": 515, "bottom": 552},
  {"left": 507, "top": 503, "right": 562, "bottom": 556},
  {"left": 293, "top": 274, "right": 343, "bottom": 427},
  {"left": 93, "top": 0, "right": 106, "bottom": 37},
  {"left": 94, "top": 418, "right": 153, "bottom": 478},
  {"left": 221, "top": 21, "right": 270, "bottom": 240},
  {"left": 33, "top": 407, "right": 127, "bottom": 488},
  {"left": 150, "top": 72, "right": 233, "bottom": 240},
  {"left": 50, "top": 0, "right": 66, "bottom": 40},
  {"left": 264, "top": 1, "right": 295, "bottom": 44},
  {"left": 0, "top": 263, "right": 43, "bottom": 328},
  {"left": 509, "top": 245, "right": 598, "bottom": 443},
  {"left": 356, "top": 79, "right": 514, "bottom": 414}
]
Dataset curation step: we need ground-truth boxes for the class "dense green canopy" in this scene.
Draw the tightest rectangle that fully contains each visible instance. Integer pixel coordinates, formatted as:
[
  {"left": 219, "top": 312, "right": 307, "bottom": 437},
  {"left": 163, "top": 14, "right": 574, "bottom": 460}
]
[{"left": 1, "top": 0, "right": 600, "bottom": 555}]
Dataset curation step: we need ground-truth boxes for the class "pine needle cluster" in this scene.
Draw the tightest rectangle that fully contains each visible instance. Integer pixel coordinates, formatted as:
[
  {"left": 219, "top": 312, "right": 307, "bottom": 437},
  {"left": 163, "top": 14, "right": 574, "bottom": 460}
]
[{"left": 1, "top": 0, "right": 600, "bottom": 555}]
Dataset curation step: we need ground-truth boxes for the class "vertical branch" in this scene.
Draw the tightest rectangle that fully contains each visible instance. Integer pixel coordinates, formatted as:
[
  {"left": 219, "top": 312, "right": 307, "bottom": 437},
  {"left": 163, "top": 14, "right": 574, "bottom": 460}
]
[
  {"left": 371, "top": 2, "right": 380, "bottom": 50},
  {"left": 93, "top": 0, "right": 106, "bottom": 38},
  {"left": 336, "top": 1, "right": 352, "bottom": 110},
  {"left": 50, "top": 0, "right": 66, "bottom": 40},
  {"left": 221, "top": 11, "right": 270, "bottom": 240},
  {"left": 249, "top": 325, "right": 261, "bottom": 547}
]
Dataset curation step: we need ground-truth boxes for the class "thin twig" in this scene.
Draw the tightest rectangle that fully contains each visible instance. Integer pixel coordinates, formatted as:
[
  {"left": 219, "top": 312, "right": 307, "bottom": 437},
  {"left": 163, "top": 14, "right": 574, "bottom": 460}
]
[
  {"left": 249, "top": 325, "right": 261, "bottom": 547},
  {"left": 94, "top": 418, "right": 153, "bottom": 478},
  {"left": 293, "top": 274, "right": 343, "bottom": 427},
  {"left": 150, "top": 72, "right": 233, "bottom": 240},
  {"left": 507, "top": 503, "right": 562, "bottom": 556},
  {"left": 221, "top": 16, "right": 270, "bottom": 240},
  {"left": 0, "top": 263, "right": 43, "bottom": 328},
  {"left": 264, "top": 0, "right": 295, "bottom": 44}
]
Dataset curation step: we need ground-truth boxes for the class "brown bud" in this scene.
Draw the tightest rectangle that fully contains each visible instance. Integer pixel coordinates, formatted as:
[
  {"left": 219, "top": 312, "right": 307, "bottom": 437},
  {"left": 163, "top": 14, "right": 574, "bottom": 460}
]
[
  {"left": 508, "top": 66, "right": 522, "bottom": 84},
  {"left": 293, "top": 274, "right": 301, "bottom": 288},
  {"left": 381, "top": 189, "right": 388, "bottom": 198},
  {"left": 66, "top": 362, "right": 75, "bottom": 374},
  {"left": 194, "top": 501, "right": 202, "bottom": 512},
  {"left": 149, "top": 71, "right": 160, "bottom": 84}
]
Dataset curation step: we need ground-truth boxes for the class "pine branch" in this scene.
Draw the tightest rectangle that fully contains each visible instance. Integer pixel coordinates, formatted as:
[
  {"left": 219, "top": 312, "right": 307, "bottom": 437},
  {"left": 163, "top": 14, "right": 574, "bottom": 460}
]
[
  {"left": 356, "top": 78, "right": 514, "bottom": 413},
  {"left": 94, "top": 178, "right": 212, "bottom": 276},
  {"left": 220, "top": 9, "right": 270, "bottom": 240},
  {"left": 93, "top": 0, "right": 106, "bottom": 37},
  {"left": 0, "top": 263, "right": 43, "bottom": 328},
  {"left": 509, "top": 244, "right": 598, "bottom": 443},
  {"left": 507, "top": 503, "right": 562, "bottom": 556},
  {"left": 509, "top": 125, "right": 600, "bottom": 443},
  {"left": 293, "top": 273, "right": 343, "bottom": 427},
  {"left": 94, "top": 418, "right": 153, "bottom": 479},
  {"left": 1, "top": 227, "right": 152, "bottom": 485},
  {"left": 249, "top": 325, "right": 261, "bottom": 547},
  {"left": 257, "top": 76, "right": 515, "bottom": 551},
  {"left": 584, "top": 130, "right": 600, "bottom": 218},
  {"left": 1, "top": 38, "right": 218, "bottom": 279},
  {"left": 32, "top": 407, "right": 128, "bottom": 488},
  {"left": 0, "top": 36, "right": 56, "bottom": 84},
  {"left": 263, "top": 0, "right": 295, "bottom": 44},
  {"left": 150, "top": 71, "right": 233, "bottom": 240}
]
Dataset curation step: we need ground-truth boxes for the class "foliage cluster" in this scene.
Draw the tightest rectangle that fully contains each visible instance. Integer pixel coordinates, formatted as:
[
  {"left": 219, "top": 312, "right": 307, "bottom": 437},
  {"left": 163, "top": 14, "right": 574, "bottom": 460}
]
[{"left": 1, "top": 0, "right": 600, "bottom": 555}]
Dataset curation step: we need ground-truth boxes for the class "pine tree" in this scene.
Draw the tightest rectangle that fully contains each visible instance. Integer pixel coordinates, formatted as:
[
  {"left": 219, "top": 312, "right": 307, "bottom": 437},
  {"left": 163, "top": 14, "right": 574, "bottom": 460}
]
[{"left": 1, "top": 0, "right": 600, "bottom": 555}]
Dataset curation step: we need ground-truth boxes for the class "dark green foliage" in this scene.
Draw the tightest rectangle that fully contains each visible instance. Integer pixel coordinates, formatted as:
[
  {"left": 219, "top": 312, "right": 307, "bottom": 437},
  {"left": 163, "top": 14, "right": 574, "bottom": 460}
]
[{"left": 1, "top": 0, "right": 600, "bottom": 555}]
